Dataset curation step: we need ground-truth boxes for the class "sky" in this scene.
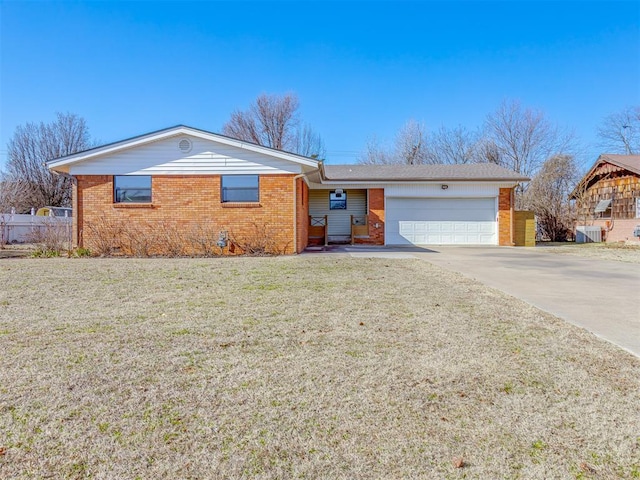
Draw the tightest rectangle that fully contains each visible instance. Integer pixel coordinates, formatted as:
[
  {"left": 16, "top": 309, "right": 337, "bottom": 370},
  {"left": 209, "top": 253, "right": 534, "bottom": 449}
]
[{"left": 1, "top": 0, "right": 639, "bottom": 169}]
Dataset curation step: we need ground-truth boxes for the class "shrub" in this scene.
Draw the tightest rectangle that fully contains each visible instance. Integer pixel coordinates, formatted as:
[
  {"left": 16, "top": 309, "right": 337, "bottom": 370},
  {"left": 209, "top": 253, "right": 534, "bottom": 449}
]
[
  {"left": 155, "top": 221, "right": 187, "bottom": 257},
  {"left": 229, "top": 222, "right": 288, "bottom": 256},
  {"left": 26, "top": 219, "right": 72, "bottom": 255},
  {"left": 84, "top": 215, "right": 126, "bottom": 256},
  {"left": 119, "top": 221, "right": 157, "bottom": 257},
  {"left": 72, "top": 247, "right": 92, "bottom": 257},
  {"left": 83, "top": 217, "right": 285, "bottom": 257},
  {"left": 185, "top": 223, "right": 223, "bottom": 257},
  {"left": 31, "top": 248, "right": 61, "bottom": 258}
]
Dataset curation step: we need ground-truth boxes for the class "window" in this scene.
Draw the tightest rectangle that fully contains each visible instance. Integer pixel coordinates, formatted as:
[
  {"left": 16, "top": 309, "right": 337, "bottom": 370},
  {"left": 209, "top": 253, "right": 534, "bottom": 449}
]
[
  {"left": 594, "top": 198, "right": 612, "bottom": 218},
  {"left": 636, "top": 198, "right": 640, "bottom": 219},
  {"left": 330, "top": 190, "right": 347, "bottom": 210},
  {"left": 114, "top": 176, "right": 152, "bottom": 203},
  {"left": 221, "top": 175, "right": 259, "bottom": 203}
]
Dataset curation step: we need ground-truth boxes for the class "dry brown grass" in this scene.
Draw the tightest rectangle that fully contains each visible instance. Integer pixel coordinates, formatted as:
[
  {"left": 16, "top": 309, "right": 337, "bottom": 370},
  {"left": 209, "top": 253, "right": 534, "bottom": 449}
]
[
  {"left": 537, "top": 242, "right": 640, "bottom": 264},
  {"left": 1, "top": 257, "right": 638, "bottom": 479}
]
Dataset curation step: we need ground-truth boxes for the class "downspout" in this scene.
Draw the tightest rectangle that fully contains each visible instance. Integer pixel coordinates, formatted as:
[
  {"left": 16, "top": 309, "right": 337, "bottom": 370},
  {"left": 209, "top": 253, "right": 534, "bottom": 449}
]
[
  {"left": 292, "top": 172, "right": 307, "bottom": 254},
  {"left": 293, "top": 165, "right": 322, "bottom": 253},
  {"left": 510, "top": 186, "right": 515, "bottom": 246}
]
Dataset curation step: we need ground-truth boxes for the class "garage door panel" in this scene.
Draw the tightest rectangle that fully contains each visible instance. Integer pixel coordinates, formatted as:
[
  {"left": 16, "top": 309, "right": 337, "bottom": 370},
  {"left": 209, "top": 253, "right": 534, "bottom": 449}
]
[{"left": 386, "top": 197, "right": 497, "bottom": 245}]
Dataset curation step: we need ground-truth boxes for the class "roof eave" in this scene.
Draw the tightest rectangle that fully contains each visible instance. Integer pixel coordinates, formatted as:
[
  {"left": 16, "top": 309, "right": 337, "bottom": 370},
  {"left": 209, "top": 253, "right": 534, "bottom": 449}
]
[{"left": 600, "top": 154, "right": 640, "bottom": 176}]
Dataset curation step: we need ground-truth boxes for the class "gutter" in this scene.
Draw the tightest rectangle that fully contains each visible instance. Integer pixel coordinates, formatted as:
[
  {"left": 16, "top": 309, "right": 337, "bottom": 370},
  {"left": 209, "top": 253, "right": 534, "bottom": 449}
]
[
  {"left": 510, "top": 187, "right": 515, "bottom": 246},
  {"left": 319, "top": 177, "right": 530, "bottom": 184}
]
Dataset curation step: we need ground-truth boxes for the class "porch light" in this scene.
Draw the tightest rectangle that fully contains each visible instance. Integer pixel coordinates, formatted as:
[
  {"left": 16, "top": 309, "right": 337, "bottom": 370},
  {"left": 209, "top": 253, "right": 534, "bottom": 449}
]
[{"left": 441, "top": 184, "right": 449, "bottom": 190}]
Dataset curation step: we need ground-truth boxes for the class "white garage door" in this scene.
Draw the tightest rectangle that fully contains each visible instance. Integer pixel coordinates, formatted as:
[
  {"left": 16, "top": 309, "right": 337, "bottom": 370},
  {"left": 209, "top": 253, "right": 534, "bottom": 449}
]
[{"left": 386, "top": 197, "right": 497, "bottom": 245}]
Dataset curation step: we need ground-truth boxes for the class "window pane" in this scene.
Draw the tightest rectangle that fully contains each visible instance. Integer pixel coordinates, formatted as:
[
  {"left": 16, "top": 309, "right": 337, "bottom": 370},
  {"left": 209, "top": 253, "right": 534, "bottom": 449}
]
[
  {"left": 330, "top": 190, "right": 347, "bottom": 210},
  {"left": 114, "top": 176, "right": 152, "bottom": 203},
  {"left": 222, "top": 175, "right": 259, "bottom": 202}
]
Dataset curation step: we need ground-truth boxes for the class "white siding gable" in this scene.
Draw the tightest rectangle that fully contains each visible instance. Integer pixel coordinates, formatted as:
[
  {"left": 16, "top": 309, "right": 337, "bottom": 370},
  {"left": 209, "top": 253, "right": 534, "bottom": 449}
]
[{"left": 69, "top": 135, "right": 304, "bottom": 175}]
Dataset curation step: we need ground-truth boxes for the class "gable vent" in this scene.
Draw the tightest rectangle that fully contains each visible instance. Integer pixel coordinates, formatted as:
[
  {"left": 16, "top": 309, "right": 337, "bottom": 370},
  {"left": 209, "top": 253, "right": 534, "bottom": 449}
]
[{"left": 178, "top": 138, "right": 192, "bottom": 153}]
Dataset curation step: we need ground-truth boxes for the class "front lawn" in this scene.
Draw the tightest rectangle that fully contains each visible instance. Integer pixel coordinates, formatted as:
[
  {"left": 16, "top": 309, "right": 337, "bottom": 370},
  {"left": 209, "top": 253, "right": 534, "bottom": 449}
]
[{"left": 1, "top": 257, "right": 638, "bottom": 479}]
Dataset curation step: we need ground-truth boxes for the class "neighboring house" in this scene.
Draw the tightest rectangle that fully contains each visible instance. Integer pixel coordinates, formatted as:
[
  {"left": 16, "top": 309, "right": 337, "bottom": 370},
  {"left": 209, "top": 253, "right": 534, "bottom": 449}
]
[
  {"left": 570, "top": 154, "right": 640, "bottom": 243},
  {"left": 46, "top": 125, "right": 529, "bottom": 255}
]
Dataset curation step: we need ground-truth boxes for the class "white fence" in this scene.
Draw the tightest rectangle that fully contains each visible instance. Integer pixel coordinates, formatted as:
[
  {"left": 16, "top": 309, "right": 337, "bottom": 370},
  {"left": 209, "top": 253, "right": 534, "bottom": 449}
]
[{"left": 0, "top": 213, "right": 72, "bottom": 244}]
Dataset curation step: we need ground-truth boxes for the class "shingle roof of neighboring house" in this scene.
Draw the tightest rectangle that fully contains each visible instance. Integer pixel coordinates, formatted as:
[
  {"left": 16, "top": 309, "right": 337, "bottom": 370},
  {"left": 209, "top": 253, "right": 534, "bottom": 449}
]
[
  {"left": 597, "top": 154, "right": 640, "bottom": 176},
  {"left": 569, "top": 154, "right": 640, "bottom": 199},
  {"left": 319, "top": 163, "right": 529, "bottom": 182}
]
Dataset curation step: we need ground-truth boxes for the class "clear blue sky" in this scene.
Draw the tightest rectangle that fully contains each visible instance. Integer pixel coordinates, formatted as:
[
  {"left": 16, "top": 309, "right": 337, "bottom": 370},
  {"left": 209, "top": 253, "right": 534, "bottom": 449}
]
[{"left": 1, "top": 0, "right": 639, "bottom": 168}]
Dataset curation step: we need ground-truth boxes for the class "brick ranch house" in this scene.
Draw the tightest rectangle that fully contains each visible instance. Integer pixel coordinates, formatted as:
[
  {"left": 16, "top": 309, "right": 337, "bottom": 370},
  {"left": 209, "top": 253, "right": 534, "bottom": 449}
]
[
  {"left": 46, "top": 125, "right": 530, "bottom": 255},
  {"left": 570, "top": 154, "right": 640, "bottom": 243}
]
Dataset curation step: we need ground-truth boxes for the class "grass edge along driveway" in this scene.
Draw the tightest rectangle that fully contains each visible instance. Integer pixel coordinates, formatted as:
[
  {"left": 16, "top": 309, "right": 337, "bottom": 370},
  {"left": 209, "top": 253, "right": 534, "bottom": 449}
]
[{"left": 1, "top": 256, "right": 639, "bottom": 479}]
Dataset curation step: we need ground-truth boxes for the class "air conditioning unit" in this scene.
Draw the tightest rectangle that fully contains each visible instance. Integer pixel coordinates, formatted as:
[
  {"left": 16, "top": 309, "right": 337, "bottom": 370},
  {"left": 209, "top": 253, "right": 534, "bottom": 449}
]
[{"left": 576, "top": 226, "right": 603, "bottom": 243}]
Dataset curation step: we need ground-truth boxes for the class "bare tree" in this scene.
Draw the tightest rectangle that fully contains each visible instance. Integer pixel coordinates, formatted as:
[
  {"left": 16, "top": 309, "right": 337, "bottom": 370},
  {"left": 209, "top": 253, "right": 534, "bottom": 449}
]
[
  {"left": 475, "top": 138, "right": 503, "bottom": 165},
  {"left": 0, "top": 172, "right": 26, "bottom": 246},
  {"left": 294, "top": 123, "right": 326, "bottom": 159},
  {"left": 223, "top": 93, "right": 325, "bottom": 158},
  {"left": 597, "top": 105, "right": 640, "bottom": 154},
  {"left": 359, "top": 119, "right": 429, "bottom": 165},
  {"left": 358, "top": 135, "right": 393, "bottom": 165},
  {"left": 0, "top": 172, "right": 24, "bottom": 214},
  {"left": 524, "top": 154, "right": 580, "bottom": 241},
  {"left": 569, "top": 175, "right": 593, "bottom": 229},
  {"left": 394, "top": 120, "right": 429, "bottom": 165},
  {"left": 429, "top": 125, "right": 484, "bottom": 164},
  {"left": 6, "top": 112, "right": 92, "bottom": 213},
  {"left": 484, "top": 100, "right": 574, "bottom": 178}
]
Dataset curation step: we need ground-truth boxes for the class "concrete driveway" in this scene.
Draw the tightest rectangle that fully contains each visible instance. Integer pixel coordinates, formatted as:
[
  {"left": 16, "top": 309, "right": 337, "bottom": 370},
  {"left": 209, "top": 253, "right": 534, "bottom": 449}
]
[{"left": 340, "top": 245, "right": 640, "bottom": 357}]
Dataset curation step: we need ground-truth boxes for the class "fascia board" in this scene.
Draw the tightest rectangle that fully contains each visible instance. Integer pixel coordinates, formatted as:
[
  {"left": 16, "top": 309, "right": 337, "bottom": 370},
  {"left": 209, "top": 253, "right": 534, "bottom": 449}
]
[{"left": 317, "top": 179, "right": 526, "bottom": 186}]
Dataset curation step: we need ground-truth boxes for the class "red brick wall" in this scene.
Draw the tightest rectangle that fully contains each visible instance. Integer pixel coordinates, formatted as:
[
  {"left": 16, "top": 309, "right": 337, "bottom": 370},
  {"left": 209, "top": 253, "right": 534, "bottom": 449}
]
[
  {"left": 354, "top": 188, "right": 385, "bottom": 245},
  {"left": 75, "top": 174, "right": 298, "bottom": 254},
  {"left": 591, "top": 218, "right": 640, "bottom": 243},
  {"left": 498, "top": 187, "right": 513, "bottom": 246},
  {"left": 295, "top": 178, "right": 309, "bottom": 253}
]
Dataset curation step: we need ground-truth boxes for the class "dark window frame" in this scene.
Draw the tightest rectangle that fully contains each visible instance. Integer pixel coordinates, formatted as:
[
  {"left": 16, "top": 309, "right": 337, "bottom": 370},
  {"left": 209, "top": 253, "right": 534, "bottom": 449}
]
[
  {"left": 114, "top": 175, "right": 152, "bottom": 203},
  {"left": 329, "top": 190, "right": 347, "bottom": 210},
  {"left": 221, "top": 175, "right": 260, "bottom": 203}
]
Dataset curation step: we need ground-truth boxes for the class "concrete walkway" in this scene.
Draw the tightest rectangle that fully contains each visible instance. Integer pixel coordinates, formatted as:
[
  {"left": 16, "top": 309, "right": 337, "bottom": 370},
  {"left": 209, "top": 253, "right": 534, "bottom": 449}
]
[{"left": 310, "top": 245, "right": 640, "bottom": 357}]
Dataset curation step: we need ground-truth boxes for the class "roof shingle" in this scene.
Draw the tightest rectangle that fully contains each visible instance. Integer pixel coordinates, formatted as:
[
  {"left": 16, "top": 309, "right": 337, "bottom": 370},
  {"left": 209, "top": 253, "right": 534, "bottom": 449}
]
[{"left": 599, "top": 154, "right": 640, "bottom": 176}]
